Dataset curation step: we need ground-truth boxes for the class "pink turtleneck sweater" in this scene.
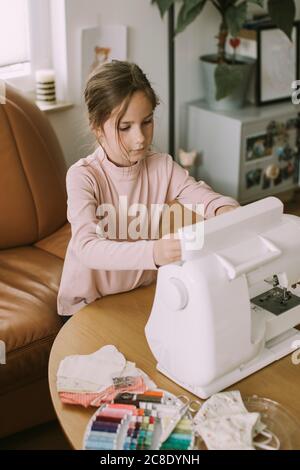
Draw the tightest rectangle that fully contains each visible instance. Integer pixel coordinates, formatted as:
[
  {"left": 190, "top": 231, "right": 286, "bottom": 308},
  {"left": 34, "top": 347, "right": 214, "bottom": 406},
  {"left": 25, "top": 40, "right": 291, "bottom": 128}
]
[{"left": 57, "top": 147, "right": 239, "bottom": 316}]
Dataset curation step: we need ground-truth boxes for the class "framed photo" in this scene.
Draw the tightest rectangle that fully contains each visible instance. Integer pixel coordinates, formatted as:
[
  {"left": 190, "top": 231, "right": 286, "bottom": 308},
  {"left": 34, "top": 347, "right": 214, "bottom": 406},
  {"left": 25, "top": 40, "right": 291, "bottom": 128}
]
[
  {"left": 246, "top": 132, "right": 273, "bottom": 161},
  {"left": 256, "top": 22, "right": 299, "bottom": 105},
  {"left": 81, "top": 24, "right": 127, "bottom": 98}
]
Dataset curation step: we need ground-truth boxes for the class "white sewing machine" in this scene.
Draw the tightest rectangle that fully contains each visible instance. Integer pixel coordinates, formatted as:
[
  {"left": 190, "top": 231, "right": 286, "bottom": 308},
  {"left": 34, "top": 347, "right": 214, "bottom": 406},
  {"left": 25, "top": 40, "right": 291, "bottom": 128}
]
[{"left": 145, "top": 197, "right": 300, "bottom": 399}]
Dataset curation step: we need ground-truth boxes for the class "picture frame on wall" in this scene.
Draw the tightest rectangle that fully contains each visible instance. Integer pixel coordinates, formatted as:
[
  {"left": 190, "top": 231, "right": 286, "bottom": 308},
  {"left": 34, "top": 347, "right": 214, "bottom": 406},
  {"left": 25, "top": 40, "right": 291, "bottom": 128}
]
[
  {"left": 238, "top": 21, "right": 300, "bottom": 106},
  {"left": 256, "top": 22, "right": 299, "bottom": 105},
  {"left": 81, "top": 24, "right": 127, "bottom": 99}
]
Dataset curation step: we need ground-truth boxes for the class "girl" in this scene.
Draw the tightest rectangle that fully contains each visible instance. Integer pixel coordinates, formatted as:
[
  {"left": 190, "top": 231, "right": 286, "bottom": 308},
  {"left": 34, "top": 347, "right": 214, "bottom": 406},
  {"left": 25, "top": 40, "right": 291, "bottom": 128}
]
[{"left": 57, "top": 61, "right": 239, "bottom": 320}]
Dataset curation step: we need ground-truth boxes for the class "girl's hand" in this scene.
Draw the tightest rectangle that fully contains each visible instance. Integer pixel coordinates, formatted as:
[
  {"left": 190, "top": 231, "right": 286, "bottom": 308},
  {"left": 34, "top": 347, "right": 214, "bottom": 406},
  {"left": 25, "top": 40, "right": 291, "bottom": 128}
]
[
  {"left": 153, "top": 234, "right": 182, "bottom": 266},
  {"left": 215, "top": 205, "right": 238, "bottom": 216}
]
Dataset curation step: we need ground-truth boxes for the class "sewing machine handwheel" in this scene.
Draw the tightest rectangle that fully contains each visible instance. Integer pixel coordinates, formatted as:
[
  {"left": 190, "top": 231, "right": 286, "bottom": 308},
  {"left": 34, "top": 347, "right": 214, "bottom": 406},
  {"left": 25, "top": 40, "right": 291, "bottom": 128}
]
[{"left": 164, "top": 277, "right": 188, "bottom": 310}]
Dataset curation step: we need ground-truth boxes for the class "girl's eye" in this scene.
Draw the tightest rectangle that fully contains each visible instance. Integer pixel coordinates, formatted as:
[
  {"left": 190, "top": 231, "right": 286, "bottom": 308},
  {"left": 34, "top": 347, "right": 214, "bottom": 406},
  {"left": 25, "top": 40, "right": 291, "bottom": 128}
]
[{"left": 119, "top": 119, "right": 153, "bottom": 132}]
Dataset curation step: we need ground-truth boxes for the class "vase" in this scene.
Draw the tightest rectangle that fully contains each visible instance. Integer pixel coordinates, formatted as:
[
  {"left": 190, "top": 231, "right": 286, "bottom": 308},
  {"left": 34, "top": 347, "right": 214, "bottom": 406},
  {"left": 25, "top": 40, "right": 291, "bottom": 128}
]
[{"left": 200, "top": 54, "right": 255, "bottom": 111}]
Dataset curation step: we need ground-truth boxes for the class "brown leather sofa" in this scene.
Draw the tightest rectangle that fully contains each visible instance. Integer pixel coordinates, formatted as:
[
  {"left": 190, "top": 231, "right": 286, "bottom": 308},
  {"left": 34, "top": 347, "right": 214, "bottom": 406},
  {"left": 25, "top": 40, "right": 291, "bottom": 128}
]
[{"left": 0, "top": 85, "right": 71, "bottom": 438}]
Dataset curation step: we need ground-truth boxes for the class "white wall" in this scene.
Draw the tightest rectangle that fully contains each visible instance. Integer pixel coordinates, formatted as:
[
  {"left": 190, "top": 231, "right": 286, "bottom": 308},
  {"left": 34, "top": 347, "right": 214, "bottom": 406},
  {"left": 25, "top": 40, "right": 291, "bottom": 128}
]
[
  {"left": 175, "top": 1, "right": 218, "bottom": 154},
  {"left": 46, "top": 0, "right": 300, "bottom": 167}
]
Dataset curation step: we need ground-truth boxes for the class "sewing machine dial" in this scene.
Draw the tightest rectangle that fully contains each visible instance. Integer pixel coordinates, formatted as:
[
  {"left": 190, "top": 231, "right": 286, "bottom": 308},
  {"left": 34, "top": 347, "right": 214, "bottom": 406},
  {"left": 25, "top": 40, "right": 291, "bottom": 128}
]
[{"left": 163, "top": 277, "right": 188, "bottom": 311}]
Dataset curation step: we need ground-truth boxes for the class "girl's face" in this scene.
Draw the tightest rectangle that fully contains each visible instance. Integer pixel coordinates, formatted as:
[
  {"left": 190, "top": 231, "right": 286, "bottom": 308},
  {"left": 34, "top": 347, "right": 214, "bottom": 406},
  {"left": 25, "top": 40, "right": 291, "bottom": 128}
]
[{"left": 100, "top": 91, "right": 154, "bottom": 167}]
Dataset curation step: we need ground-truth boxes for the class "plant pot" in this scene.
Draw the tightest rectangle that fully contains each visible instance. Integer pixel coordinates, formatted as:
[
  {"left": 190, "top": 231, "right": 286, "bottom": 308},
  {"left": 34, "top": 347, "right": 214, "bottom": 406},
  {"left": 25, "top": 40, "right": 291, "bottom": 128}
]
[{"left": 200, "top": 54, "right": 256, "bottom": 111}]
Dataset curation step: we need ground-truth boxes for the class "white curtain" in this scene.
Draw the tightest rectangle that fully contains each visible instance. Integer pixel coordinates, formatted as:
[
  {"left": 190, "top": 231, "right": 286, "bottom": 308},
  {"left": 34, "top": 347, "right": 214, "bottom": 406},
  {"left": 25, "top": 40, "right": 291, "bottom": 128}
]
[{"left": 0, "top": 0, "right": 30, "bottom": 67}]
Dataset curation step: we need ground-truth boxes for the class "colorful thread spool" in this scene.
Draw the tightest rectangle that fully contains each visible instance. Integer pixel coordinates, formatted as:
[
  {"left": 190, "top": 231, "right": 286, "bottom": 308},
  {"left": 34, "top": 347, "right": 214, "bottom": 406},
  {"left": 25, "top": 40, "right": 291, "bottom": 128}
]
[
  {"left": 83, "top": 390, "right": 195, "bottom": 451},
  {"left": 160, "top": 417, "right": 194, "bottom": 450}
]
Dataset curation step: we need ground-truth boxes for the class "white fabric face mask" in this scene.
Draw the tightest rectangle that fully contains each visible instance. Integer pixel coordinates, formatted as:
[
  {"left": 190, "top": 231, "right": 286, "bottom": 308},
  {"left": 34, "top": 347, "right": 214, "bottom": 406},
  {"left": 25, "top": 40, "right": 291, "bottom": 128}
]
[
  {"left": 195, "top": 412, "right": 261, "bottom": 450},
  {"left": 56, "top": 345, "right": 157, "bottom": 394},
  {"left": 57, "top": 345, "right": 126, "bottom": 392},
  {"left": 195, "top": 391, "right": 254, "bottom": 422},
  {"left": 193, "top": 391, "right": 279, "bottom": 450}
]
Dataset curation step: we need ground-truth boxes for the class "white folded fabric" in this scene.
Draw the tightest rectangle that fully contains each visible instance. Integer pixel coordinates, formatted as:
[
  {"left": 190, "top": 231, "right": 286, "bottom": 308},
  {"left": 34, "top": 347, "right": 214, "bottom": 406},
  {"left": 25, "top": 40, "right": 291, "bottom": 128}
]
[
  {"left": 193, "top": 391, "right": 268, "bottom": 450},
  {"left": 57, "top": 344, "right": 156, "bottom": 393}
]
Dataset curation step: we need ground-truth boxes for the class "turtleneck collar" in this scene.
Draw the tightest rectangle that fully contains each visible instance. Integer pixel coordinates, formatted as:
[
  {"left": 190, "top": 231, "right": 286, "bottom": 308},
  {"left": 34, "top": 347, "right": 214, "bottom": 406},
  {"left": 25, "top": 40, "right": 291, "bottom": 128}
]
[{"left": 97, "top": 145, "right": 143, "bottom": 181}]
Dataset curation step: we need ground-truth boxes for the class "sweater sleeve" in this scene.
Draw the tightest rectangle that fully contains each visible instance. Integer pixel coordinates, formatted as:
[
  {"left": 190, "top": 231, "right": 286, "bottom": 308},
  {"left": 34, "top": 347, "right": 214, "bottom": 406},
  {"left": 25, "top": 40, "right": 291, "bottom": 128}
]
[
  {"left": 166, "top": 157, "right": 240, "bottom": 218},
  {"left": 66, "top": 166, "right": 157, "bottom": 270}
]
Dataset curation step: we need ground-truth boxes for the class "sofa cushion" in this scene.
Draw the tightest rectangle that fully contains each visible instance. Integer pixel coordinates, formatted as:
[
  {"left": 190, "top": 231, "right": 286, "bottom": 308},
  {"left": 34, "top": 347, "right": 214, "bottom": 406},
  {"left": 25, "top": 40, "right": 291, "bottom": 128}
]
[
  {"left": 0, "top": 378, "right": 56, "bottom": 438},
  {"left": 0, "top": 245, "right": 64, "bottom": 394},
  {"left": 34, "top": 223, "right": 71, "bottom": 260},
  {"left": 0, "top": 86, "right": 67, "bottom": 249}
]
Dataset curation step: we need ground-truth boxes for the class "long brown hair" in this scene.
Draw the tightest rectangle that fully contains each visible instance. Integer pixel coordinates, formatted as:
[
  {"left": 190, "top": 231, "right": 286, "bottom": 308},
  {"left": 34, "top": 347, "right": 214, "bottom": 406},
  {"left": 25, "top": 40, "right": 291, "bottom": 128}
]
[{"left": 84, "top": 60, "right": 160, "bottom": 163}]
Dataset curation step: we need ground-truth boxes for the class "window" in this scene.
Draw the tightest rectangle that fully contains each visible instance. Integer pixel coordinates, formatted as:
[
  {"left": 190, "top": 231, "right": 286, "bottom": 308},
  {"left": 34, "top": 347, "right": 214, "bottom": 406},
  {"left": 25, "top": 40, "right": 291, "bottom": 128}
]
[
  {"left": 0, "top": 0, "right": 53, "bottom": 92},
  {"left": 0, "top": 0, "right": 31, "bottom": 77}
]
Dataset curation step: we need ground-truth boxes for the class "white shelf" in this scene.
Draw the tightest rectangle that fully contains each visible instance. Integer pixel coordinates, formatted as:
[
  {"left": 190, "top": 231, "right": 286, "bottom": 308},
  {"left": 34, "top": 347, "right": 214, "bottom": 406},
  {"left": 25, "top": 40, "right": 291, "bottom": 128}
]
[
  {"left": 35, "top": 100, "right": 73, "bottom": 113},
  {"left": 188, "top": 99, "right": 299, "bottom": 124}
]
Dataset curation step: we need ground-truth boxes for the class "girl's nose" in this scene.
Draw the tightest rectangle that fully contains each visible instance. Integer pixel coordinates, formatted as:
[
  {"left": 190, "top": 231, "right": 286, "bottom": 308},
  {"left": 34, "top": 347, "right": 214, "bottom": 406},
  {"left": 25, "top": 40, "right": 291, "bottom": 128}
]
[
  {"left": 134, "top": 129, "right": 146, "bottom": 145},
  {"left": 136, "top": 139, "right": 145, "bottom": 147}
]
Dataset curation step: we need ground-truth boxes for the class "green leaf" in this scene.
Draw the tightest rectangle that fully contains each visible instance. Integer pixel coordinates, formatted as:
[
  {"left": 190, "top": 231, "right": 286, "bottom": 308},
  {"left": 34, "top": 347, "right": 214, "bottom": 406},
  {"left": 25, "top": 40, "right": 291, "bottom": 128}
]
[
  {"left": 268, "top": 0, "right": 296, "bottom": 40},
  {"left": 246, "top": 0, "right": 264, "bottom": 6},
  {"left": 181, "top": 0, "right": 205, "bottom": 18},
  {"left": 217, "top": 0, "right": 229, "bottom": 9},
  {"left": 225, "top": 2, "right": 247, "bottom": 37},
  {"left": 151, "top": 0, "right": 176, "bottom": 18},
  {"left": 175, "top": 0, "right": 207, "bottom": 34},
  {"left": 215, "top": 64, "right": 243, "bottom": 100}
]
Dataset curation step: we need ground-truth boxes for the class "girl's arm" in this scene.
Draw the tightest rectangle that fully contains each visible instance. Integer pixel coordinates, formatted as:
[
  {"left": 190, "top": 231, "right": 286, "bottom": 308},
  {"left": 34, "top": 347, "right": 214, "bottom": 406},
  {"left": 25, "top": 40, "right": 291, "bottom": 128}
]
[
  {"left": 166, "top": 157, "right": 239, "bottom": 218},
  {"left": 66, "top": 166, "right": 157, "bottom": 270}
]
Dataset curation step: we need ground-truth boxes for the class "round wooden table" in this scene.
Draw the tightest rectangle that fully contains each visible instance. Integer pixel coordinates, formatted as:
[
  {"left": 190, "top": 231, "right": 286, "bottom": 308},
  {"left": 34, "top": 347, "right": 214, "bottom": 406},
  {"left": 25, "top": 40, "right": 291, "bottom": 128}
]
[{"left": 49, "top": 284, "right": 300, "bottom": 450}]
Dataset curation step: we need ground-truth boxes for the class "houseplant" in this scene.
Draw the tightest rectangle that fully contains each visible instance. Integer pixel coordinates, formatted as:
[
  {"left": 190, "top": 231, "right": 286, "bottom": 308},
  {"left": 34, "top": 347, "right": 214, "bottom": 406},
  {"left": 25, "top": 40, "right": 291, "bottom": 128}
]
[{"left": 151, "top": 0, "right": 296, "bottom": 110}]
